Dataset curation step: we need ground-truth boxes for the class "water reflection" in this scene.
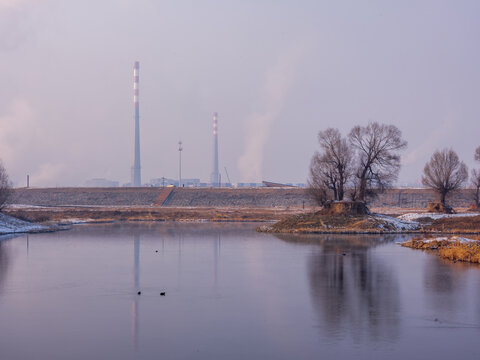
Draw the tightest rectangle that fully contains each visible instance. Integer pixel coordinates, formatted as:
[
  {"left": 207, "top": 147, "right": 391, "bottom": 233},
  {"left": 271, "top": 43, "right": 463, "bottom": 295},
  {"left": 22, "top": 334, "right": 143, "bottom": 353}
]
[
  {"left": 213, "top": 234, "right": 220, "bottom": 287},
  {"left": 276, "top": 234, "right": 400, "bottom": 342},
  {"left": 132, "top": 234, "right": 140, "bottom": 350},
  {"left": 0, "top": 239, "right": 11, "bottom": 291},
  {"left": 424, "top": 255, "right": 465, "bottom": 316},
  {"left": 1, "top": 224, "right": 480, "bottom": 359}
]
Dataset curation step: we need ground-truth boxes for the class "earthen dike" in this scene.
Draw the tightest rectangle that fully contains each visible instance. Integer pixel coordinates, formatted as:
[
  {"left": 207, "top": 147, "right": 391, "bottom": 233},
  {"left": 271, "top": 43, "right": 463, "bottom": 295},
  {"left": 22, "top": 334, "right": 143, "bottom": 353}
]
[{"left": 10, "top": 187, "right": 473, "bottom": 209}]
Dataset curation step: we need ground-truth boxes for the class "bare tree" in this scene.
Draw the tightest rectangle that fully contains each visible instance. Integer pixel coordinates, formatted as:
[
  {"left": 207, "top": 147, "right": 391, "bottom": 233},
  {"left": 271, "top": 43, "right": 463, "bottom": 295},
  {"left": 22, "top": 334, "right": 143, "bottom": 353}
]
[
  {"left": 471, "top": 169, "right": 480, "bottom": 208},
  {"left": 0, "top": 162, "right": 11, "bottom": 210},
  {"left": 307, "top": 128, "right": 354, "bottom": 205},
  {"left": 307, "top": 152, "right": 337, "bottom": 205},
  {"left": 422, "top": 148, "right": 468, "bottom": 205},
  {"left": 471, "top": 146, "right": 480, "bottom": 207},
  {"left": 349, "top": 122, "right": 407, "bottom": 202},
  {"left": 307, "top": 156, "right": 333, "bottom": 206}
]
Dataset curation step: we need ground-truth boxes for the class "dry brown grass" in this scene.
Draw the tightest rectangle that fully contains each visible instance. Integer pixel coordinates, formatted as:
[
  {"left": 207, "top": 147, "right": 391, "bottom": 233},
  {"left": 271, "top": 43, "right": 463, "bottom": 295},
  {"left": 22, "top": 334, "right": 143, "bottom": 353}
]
[
  {"left": 439, "top": 242, "right": 480, "bottom": 263},
  {"left": 402, "top": 237, "right": 480, "bottom": 264},
  {"left": 426, "top": 215, "right": 480, "bottom": 234}
]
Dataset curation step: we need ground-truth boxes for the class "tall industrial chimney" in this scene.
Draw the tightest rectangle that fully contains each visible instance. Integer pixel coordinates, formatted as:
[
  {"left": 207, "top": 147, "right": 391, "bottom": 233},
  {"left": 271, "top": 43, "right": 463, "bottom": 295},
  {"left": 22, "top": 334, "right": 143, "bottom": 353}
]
[
  {"left": 132, "top": 61, "right": 141, "bottom": 186},
  {"left": 210, "top": 112, "right": 220, "bottom": 186}
]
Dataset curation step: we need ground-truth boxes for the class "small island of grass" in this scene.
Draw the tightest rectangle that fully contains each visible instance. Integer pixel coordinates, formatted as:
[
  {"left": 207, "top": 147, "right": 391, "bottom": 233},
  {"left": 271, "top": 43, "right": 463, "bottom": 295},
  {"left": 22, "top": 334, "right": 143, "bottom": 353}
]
[
  {"left": 259, "top": 201, "right": 480, "bottom": 235},
  {"left": 258, "top": 201, "right": 420, "bottom": 234}
]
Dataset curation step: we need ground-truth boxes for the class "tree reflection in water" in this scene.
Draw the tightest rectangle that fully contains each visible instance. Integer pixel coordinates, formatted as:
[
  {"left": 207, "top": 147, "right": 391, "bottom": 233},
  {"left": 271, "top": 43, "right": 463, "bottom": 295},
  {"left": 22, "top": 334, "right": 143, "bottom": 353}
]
[
  {"left": 0, "top": 237, "right": 12, "bottom": 292},
  {"left": 423, "top": 255, "right": 465, "bottom": 316},
  {"left": 276, "top": 234, "right": 400, "bottom": 343}
]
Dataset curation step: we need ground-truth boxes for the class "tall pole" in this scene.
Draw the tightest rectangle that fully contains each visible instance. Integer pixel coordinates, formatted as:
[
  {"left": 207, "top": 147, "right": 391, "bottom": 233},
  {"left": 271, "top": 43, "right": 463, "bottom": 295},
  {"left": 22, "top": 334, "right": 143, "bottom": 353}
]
[
  {"left": 132, "top": 61, "right": 141, "bottom": 187},
  {"left": 178, "top": 141, "right": 183, "bottom": 187},
  {"left": 210, "top": 112, "right": 220, "bottom": 187}
]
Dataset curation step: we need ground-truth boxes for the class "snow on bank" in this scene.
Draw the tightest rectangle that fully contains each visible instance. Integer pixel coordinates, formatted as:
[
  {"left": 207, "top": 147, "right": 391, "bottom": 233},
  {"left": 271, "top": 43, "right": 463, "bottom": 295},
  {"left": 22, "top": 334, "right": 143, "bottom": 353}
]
[
  {"left": 398, "top": 212, "right": 478, "bottom": 222},
  {"left": 0, "top": 213, "right": 51, "bottom": 235},
  {"left": 372, "top": 214, "right": 420, "bottom": 231},
  {"left": 416, "top": 236, "right": 479, "bottom": 244}
]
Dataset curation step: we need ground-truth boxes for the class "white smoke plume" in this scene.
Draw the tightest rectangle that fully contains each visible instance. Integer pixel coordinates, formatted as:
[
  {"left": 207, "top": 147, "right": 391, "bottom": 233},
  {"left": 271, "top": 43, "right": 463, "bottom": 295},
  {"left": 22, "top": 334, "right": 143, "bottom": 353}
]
[
  {"left": 0, "top": 99, "right": 65, "bottom": 186},
  {"left": 0, "top": 99, "right": 36, "bottom": 165},
  {"left": 237, "top": 50, "right": 302, "bottom": 182}
]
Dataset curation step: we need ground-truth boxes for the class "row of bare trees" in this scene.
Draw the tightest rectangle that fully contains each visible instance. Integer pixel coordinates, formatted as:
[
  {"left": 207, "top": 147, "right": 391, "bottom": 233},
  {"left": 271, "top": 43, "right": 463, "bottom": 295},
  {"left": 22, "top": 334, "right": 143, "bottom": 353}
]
[
  {"left": 307, "top": 122, "right": 407, "bottom": 205},
  {"left": 309, "top": 123, "right": 480, "bottom": 208}
]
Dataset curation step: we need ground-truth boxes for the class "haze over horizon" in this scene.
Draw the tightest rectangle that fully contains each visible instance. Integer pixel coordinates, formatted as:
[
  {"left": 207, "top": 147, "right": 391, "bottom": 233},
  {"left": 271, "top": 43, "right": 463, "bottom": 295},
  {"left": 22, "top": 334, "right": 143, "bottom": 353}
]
[{"left": 0, "top": 0, "right": 479, "bottom": 187}]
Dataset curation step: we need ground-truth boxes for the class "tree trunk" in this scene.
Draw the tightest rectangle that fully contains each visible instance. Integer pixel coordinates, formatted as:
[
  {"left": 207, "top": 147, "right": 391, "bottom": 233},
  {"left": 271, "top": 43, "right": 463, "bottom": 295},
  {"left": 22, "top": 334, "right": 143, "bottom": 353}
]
[
  {"left": 440, "top": 191, "right": 446, "bottom": 205},
  {"left": 338, "top": 185, "right": 344, "bottom": 201},
  {"left": 358, "top": 177, "right": 367, "bottom": 202}
]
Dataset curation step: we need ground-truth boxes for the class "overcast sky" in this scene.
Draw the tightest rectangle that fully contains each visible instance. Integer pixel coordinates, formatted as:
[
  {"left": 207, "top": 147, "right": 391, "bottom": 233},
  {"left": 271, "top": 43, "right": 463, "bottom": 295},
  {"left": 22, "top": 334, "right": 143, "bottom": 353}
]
[{"left": 0, "top": 0, "right": 479, "bottom": 187}]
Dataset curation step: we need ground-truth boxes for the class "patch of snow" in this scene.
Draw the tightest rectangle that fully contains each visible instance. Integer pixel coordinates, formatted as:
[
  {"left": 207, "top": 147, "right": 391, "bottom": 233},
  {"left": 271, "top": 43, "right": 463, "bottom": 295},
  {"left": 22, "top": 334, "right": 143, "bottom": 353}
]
[
  {"left": 420, "top": 236, "right": 479, "bottom": 244},
  {"left": 372, "top": 214, "right": 420, "bottom": 231},
  {"left": 0, "top": 212, "right": 50, "bottom": 235},
  {"left": 57, "top": 218, "right": 95, "bottom": 225},
  {"left": 376, "top": 214, "right": 421, "bottom": 230},
  {"left": 398, "top": 212, "right": 478, "bottom": 222}
]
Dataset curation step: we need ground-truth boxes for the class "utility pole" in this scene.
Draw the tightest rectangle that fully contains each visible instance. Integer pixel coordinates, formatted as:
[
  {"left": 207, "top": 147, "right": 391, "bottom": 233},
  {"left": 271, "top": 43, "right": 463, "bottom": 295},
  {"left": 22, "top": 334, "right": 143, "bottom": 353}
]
[{"left": 178, "top": 141, "right": 183, "bottom": 187}]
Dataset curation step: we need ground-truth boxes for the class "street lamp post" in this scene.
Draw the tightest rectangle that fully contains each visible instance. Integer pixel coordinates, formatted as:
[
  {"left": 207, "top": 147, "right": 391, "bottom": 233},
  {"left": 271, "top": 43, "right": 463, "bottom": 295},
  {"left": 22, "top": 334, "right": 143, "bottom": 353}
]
[{"left": 178, "top": 141, "right": 183, "bottom": 187}]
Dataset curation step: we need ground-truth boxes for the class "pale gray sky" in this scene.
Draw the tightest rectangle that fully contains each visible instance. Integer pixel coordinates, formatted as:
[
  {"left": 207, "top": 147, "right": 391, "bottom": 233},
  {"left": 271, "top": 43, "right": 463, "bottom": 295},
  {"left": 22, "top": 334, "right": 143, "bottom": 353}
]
[{"left": 0, "top": 0, "right": 479, "bottom": 187}]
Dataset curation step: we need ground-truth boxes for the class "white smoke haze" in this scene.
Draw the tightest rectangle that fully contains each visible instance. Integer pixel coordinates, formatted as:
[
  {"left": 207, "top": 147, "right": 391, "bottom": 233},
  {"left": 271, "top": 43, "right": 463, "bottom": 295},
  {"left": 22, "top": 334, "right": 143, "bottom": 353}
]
[
  {"left": 237, "top": 50, "right": 302, "bottom": 182},
  {"left": 0, "top": 99, "right": 37, "bottom": 165},
  {"left": 30, "top": 162, "right": 65, "bottom": 186},
  {"left": 0, "top": 99, "right": 66, "bottom": 187}
]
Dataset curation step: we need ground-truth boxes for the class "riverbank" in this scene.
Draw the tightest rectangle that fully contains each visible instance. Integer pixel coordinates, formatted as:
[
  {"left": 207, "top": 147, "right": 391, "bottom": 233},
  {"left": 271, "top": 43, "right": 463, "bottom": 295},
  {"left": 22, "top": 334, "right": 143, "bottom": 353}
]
[
  {"left": 3, "top": 205, "right": 306, "bottom": 224},
  {"left": 0, "top": 212, "right": 60, "bottom": 235},
  {"left": 401, "top": 236, "right": 480, "bottom": 264},
  {"left": 5, "top": 205, "right": 480, "bottom": 237}
]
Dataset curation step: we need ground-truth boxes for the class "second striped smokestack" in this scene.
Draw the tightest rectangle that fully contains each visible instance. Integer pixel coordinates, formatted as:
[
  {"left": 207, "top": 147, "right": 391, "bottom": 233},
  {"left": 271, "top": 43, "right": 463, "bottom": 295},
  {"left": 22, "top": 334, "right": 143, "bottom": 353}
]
[
  {"left": 132, "top": 61, "right": 141, "bottom": 186},
  {"left": 210, "top": 112, "right": 220, "bottom": 186}
]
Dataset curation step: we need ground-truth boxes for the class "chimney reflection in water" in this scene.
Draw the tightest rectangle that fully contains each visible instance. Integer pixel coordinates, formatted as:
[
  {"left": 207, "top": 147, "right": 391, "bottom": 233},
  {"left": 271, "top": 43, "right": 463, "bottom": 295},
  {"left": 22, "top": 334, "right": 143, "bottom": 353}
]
[
  {"left": 213, "top": 234, "right": 221, "bottom": 287},
  {"left": 132, "top": 235, "right": 140, "bottom": 350}
]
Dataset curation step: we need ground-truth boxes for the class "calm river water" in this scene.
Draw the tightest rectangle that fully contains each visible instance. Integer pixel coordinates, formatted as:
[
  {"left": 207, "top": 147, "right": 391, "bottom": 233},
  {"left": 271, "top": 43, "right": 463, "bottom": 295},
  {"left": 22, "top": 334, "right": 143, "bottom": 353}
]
[{"left": 0, "top": 223, "right": 479, "bottom": 360}]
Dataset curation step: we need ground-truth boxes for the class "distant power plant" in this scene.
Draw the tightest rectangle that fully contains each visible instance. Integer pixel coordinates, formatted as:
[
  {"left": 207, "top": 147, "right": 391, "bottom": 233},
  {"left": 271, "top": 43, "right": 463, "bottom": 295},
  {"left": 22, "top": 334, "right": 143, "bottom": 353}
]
[
  {"left": 131, "top": 61, "right": 141, "bottom": 187},
  {"left": 123, "top": 65, "right": 301, "bottom": 188},
  {"left": 210, "top": 112, "right": 220, "bottom": 186}
]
